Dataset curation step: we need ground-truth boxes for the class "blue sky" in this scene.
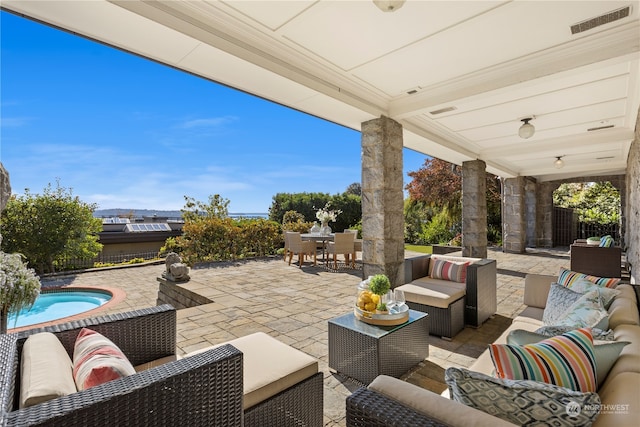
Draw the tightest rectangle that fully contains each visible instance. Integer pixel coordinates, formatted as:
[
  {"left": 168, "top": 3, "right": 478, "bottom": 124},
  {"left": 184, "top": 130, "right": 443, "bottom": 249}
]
[{"left": 1, "top": 11, "right": 427, "bottom": 213}]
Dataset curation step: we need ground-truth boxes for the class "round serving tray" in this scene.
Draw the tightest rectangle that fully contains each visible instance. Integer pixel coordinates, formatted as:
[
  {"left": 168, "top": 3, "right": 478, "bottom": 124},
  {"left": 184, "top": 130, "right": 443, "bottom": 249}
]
[{"left": 354, "top": 305, "right": 409, "bottom": 326}]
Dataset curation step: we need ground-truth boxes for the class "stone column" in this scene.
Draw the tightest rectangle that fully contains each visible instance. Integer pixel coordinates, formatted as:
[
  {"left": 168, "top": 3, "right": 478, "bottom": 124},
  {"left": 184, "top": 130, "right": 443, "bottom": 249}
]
[
  {"left": 502, "top": 177, "right": 526, "bottom": 253},
  {"left": 361, "top": 116, "right": 404, "bottom": 287},
  {"left": 462, "top": 160, "right": 487, "bottom": 258},
  {"left": 625, "top": 106, "right": 640, "bottom": 284},
  {"left": 535, "top": 182, "right": 556, "bottom": 247},
  {"left": 525, "top": 178, "right": 537, "bottom": 247},
  {"left": 0, "top": 163, "right": 10, "bottom": 212}
]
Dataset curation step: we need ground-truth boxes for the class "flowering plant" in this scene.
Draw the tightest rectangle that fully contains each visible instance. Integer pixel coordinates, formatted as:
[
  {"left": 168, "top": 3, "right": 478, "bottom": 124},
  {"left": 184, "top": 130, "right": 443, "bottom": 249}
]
[
  {"left": 315, "top": 203, "right": 342, "bottom": 224},
  {"left": 0, "top": 244, "right": 41, "bottom": 333}
]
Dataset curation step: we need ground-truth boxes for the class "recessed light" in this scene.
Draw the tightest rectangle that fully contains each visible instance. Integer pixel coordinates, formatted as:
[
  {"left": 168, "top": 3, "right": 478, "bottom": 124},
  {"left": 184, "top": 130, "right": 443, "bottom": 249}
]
[
  {"left": 429, "top": 106, "right": 457, "bottom": 115},
  {"left": 587, "top": 125, "right": 614, "bottom": 131}
]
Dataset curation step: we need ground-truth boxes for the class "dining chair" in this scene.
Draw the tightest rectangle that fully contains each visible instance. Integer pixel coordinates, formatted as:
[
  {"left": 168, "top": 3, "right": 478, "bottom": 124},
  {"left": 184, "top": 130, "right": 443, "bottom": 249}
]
[
  {"left": 286, "top": 231, "right": 317, "bottom": 267},
  {"left": 282, "top": 231, "right": 290, "bottom": 262},
  {"left": 326, "top": 232, "right": 356, "bottom": 269},
  {"left": 344, "top": 229, "right": 363, "bottom": 253}
]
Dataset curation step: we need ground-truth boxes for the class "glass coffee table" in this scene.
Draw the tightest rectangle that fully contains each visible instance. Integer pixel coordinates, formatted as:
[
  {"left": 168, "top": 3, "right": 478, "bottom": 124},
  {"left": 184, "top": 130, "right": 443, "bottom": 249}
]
[{"left": 328, "top": 309, "right": 429, "bottom": 385}]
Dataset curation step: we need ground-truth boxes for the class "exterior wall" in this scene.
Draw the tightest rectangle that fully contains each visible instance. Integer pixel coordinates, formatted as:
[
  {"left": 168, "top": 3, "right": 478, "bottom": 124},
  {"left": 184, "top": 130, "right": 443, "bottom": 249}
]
[
  {"left": 361, "top": 116, "right": 405, "bottom": 286},
  {"left": 626, "top": 110, "right": 640, "bottom": 284},
  {"left": 462, "top": 160, "right": 487, "bottom": 258}
]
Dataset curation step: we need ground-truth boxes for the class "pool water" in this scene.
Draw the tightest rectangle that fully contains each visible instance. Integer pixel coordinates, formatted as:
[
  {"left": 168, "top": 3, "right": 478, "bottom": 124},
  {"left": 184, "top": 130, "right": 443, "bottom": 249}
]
[{"left": 8, "top": 290, "right": 112, "bottom": 329}]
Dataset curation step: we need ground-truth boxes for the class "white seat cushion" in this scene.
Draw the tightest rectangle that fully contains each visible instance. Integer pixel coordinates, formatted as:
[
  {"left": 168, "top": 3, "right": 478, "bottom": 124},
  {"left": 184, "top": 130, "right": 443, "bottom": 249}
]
[
  {"left": 397, "top": 279, "right": 465, "bottom": 309},
  {"left": 189, "top": 332, "right": 318, "bottom": 410}
]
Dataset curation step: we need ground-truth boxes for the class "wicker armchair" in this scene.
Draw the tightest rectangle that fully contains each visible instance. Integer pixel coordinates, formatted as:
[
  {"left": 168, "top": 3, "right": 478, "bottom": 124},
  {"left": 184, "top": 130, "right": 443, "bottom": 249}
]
[{"left": 0, "top": 305, "right": 244, "bottom": 427}]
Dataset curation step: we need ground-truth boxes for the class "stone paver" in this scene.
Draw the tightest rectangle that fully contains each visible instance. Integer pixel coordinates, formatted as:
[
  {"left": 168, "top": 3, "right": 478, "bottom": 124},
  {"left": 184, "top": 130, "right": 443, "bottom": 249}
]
[{"left": 35, "top": 247, "right": 570, "bottom": 427}]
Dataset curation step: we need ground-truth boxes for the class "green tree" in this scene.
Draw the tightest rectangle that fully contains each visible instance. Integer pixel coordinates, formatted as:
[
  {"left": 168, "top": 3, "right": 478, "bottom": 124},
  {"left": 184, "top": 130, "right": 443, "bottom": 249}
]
[
  {"left": 554, "top": 182, "right": 619, "bottom": 224},
  {"left": 345, "top": 182, "right": 362, "bottom": 196},
  {"left": 405, "top": 158, "right": 502, "bottom": 245},
  {"left": 1, "top": 182, "right": 103, "bottom": 274},
  {"left": 268, "top": 191, "right": 361, "bottom": 232},
  {"left": 181, "top": 194, "right": 230, "bottom": 222}
]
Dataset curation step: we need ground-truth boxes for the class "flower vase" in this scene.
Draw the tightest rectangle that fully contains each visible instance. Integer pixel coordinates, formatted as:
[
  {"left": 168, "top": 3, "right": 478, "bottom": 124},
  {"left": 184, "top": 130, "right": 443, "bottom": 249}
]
[
  {"left": 310, "top": 222, "right": 320, "bottom": 234},
  {"left": 320, "top": 222, "right": 331, "bottom": 235}
]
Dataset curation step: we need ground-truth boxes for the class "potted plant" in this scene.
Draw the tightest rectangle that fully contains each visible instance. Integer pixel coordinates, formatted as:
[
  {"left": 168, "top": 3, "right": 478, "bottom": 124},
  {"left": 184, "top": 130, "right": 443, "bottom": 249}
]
[
  {"left": 586, "top": 236, "right": 601, "bottom": 246},
  {"left": 0, "top": 248, "right": 41, "bottom": 334},
  {"left": 369, "top": 274, "right": 391, "bottom": 313}
]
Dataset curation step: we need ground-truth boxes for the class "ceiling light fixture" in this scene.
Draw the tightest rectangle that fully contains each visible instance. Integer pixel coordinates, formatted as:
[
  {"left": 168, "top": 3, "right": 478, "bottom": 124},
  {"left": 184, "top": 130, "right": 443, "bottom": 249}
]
[
  {"left": 373, "top": 0, "right": 406, "bottom": 12},
  {"left": 518, "top": 117, "right": 535, "bottom": 139},
  {"left": 554, "top": 156, "right": 565, "bottom": 169}
]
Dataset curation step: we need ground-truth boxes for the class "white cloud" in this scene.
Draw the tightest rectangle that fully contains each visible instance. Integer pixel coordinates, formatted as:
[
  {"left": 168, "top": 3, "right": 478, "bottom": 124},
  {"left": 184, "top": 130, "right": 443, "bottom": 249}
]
[
  {"left": 178, "top": 116, "right": 237, "bottom": 129},
  {"left": 0, "top": 117, "right": 33, "bottom": 127}
]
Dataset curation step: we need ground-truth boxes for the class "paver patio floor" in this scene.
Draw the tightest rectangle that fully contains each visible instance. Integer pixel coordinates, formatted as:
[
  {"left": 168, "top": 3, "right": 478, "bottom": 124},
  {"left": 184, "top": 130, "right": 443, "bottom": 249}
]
[{"left": 38, "top": 247, "right": 571, "bottom": 426}]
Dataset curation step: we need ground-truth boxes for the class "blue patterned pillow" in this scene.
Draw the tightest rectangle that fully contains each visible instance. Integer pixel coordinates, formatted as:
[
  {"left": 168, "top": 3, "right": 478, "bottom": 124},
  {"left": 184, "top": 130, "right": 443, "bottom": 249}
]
[
  {"left": 542, "top": 283, "right": 584, "bottom": 326},
  {"left": 535, "top": 325, "right": 614, "bottom": 341},
  {"left": 568, "top": 278, "right": 620, "bottom": 309},
  {"left": 555, "top": 290, "right": 609, "bottom": 330},
  {"left": 446, "top": 367, "right": 601, "bottom": 426}
]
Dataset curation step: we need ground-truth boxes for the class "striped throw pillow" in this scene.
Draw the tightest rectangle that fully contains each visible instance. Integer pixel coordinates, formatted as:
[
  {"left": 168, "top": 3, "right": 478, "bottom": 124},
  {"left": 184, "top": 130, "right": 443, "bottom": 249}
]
[
  {"left": 73, "top": 328, "right": 136, "bottom": 391},
  {"left": 599, "top": 235, "right": 614, "bottom": 248},
  {"left": 430, "top": 258, "right": 470, "bottom": 283},
  {"left": 489, "top": 328, "right": 597, "bottom": 392},
  {"left": 557, "top": 267, "right": 621, "bottom": 289}
]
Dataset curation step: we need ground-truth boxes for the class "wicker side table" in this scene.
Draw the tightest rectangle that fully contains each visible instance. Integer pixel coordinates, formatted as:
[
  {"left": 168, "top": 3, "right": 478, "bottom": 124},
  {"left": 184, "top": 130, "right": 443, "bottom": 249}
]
[{"left": 328, "top": 310, "right": 429, "bottom": 385}]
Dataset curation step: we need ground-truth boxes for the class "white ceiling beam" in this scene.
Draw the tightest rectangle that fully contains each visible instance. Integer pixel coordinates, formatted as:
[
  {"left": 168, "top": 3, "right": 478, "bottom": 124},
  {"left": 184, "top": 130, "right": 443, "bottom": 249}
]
[
  {"left": 480, "top": 128, "right": 634, "bottom": 159},
  {"left": 388, "top": 21, "right": 640, "bottom": 120},
  {"left": 109, "top": 0, "right": 389, "bottom": 119}
]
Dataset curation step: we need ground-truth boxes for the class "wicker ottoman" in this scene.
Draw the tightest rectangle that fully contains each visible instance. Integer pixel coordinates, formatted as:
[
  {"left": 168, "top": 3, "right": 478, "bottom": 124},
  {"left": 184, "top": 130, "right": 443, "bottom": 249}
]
[{"left": 328, "top": 310, "right": 429, "bottom": 385}]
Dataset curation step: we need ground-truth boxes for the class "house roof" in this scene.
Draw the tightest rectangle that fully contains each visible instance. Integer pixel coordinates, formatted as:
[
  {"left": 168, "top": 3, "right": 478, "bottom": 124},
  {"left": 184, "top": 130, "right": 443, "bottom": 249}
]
[{"left": 4, "top": 0, "right": 639, "bottom": 181}]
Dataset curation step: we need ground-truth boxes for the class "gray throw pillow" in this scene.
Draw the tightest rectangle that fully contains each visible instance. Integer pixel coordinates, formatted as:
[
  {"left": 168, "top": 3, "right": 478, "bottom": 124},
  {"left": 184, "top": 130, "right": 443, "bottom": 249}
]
[
  {"left": 445, "top": 367, "right": 601, "bottom": 427},
  {"left": 535, "top": 325, "right": 615, "bottom": 341}
]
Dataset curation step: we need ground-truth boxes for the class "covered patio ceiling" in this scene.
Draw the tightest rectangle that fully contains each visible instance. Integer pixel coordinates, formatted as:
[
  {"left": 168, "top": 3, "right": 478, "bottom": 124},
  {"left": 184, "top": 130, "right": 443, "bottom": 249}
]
[{"left": 4, "top": 0, "right": 639, "bottom": 182}]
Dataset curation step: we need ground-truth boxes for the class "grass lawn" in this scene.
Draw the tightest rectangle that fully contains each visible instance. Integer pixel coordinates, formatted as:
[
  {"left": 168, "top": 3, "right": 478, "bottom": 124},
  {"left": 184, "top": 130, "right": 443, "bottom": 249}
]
[{"left": 405, "top": 244, "right": 432, "bottom": 254}]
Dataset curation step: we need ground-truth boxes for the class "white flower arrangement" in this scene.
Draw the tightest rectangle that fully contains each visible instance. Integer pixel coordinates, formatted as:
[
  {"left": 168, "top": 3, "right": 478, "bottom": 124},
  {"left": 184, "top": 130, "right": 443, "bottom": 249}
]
[
  {"left": 315, "top": 203, "right": 342, "bottom": 224},
  {"left": 0, "top": 241, "right": 41, "bottom": 333}
]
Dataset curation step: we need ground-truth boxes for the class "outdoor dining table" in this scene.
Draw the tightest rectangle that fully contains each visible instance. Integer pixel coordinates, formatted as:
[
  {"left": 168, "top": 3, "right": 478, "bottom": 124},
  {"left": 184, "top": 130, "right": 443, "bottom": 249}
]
[{"left": 301, "top": 233, "right": 334, "bottom": 260}]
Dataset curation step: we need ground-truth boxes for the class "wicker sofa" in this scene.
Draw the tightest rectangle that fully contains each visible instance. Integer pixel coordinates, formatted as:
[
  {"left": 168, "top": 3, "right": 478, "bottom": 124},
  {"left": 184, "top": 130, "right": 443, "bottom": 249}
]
[
  {"left": 0, "top": 305, "right": 323, "bottom": 427},
  {"left": 397, "top": 254, "right": 497, "bottom": 338},
  {"left": 346, "top": 273, "right": 640, "bottom": 427}
]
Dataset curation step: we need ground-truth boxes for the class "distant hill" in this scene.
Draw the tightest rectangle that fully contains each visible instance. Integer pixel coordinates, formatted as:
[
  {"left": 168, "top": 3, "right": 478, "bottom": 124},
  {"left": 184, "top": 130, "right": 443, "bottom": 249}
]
[
  {"left": 94, "top": 209, "right": 182, "bottom": 218},
  {"left": 94, "top": 209, "right": 268, "bottom": 219}
]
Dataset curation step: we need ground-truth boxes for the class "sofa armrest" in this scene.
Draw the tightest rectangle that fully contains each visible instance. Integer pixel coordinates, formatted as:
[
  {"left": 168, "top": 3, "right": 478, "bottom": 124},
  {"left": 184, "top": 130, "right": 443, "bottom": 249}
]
[
  {"left": 465, "top": 259, "right": 497, "bottom": 327},
  {"left": 14, "top": 304, "right": 177, "bottom": 366},
  {"left": 403, "top": 255, "right": 432, "bottom": 284},
  {"left": 523, "top": 274, "right": 555, "bottom": 309},
  {"left": 346, "top": 387, "right": 448, "bottom": 427},
  {"left": 347, "top": 375, "right": 517, "bottom": 427},
  {"left": 5, "top": 344, "right": 244, "bottom": 427}
]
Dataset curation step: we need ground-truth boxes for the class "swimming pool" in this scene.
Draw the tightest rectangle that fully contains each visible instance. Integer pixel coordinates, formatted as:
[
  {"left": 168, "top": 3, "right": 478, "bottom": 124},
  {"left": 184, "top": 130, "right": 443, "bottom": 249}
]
[{"left": 8, "top": 289, "right": 113, "bottom": 329}]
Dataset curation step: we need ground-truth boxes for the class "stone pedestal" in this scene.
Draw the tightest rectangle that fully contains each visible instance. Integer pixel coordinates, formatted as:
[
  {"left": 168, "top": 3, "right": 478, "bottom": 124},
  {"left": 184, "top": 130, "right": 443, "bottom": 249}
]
[
  {"left": 361, "top": 116, "right": 405, "bottom": 287},
  {"left": 462, "top": 160, "right": 487, "bottom": 258},
  {"left": 156, "top": 277, "right": 212, "bottom": 308}
]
